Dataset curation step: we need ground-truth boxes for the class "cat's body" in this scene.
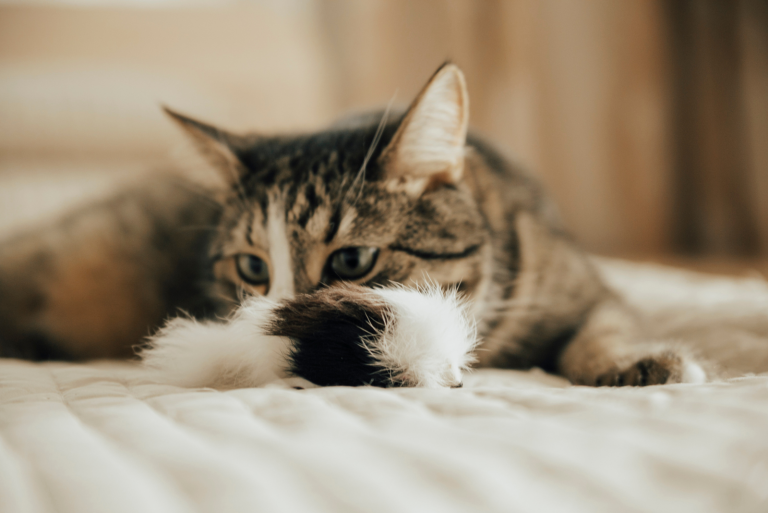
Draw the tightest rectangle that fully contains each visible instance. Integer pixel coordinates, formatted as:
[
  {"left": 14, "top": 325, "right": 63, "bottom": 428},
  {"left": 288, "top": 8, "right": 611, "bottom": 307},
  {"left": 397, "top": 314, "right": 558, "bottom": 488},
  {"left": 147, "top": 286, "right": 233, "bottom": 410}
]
[{"left": 0, "top": 64, "right": 706, "bottom": 387}]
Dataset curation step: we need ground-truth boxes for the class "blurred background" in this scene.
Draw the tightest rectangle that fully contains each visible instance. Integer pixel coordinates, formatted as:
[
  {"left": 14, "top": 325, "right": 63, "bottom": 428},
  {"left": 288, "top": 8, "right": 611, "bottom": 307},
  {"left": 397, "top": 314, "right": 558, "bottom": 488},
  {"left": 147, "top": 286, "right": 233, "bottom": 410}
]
[{"left": 0, "top": 0, "right": 766, "bottom": 275}]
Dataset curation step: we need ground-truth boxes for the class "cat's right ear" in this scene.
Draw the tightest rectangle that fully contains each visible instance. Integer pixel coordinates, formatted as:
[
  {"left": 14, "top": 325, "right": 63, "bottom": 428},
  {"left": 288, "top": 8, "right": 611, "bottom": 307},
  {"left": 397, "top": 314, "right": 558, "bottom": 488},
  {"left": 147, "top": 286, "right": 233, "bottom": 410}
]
[
  {"left": 378, "top": 63, "right": 469, "bottom": 195},
  {"left": 163, "top": 106, "right": 246, "bottom": 188}
]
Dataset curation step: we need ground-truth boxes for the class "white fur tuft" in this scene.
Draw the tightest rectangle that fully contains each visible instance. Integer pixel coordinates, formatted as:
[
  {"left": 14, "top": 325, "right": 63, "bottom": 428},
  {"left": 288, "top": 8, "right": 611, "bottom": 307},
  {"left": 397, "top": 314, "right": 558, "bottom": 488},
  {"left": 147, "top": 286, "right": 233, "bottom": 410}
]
[
  {"left": 366, "top": 284, "right": 478, "bottom": 388},
  {"left": 680, "top": 361, "right": 707, "bottom": 384},
  {"left": 140, "top": 297, "right": 292, "bottom": 389}
]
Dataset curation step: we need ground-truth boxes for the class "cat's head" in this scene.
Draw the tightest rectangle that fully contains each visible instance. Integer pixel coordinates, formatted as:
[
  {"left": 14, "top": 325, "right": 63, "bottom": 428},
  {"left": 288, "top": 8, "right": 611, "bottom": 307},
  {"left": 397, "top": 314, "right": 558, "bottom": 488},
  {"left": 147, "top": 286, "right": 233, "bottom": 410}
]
[{"left": 166, "top": 63, "right": 491, "bottom": 310}]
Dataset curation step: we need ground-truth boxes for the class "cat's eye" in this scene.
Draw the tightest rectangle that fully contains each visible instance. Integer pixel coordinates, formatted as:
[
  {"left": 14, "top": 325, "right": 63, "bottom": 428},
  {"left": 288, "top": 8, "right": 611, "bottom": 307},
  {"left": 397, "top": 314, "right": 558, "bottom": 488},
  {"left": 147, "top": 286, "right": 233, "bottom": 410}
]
[
  {"left": 235, "top": 254, "right": 270, "bottom": 285},
  {"left": 329, "top": 247, "right": 379, "bottom": 280}
]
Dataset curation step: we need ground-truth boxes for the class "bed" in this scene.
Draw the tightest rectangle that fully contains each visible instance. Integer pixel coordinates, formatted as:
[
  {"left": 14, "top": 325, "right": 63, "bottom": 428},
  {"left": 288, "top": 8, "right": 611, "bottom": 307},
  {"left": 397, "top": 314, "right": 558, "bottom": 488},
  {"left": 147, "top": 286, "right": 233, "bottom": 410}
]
[{"left": 1, "top": 170, "right": 768, "bottom": 513}]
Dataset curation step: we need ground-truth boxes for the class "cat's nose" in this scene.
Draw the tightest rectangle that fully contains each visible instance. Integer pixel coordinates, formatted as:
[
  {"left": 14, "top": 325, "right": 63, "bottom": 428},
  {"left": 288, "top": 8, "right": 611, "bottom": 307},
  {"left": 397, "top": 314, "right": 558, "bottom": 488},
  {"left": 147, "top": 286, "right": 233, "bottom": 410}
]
[{"left": 290, "top": 273, "right": 320, "bottom": 296}]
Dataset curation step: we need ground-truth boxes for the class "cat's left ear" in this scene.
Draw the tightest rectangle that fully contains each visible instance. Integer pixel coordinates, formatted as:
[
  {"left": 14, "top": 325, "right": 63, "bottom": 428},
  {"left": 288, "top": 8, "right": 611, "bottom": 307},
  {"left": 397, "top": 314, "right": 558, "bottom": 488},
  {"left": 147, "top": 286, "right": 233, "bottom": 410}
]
[
  {"left": 378, "top": 63, "right": 469, "bottom": 193},
  {"left": 163, "top": 106, "right": 246, "bottom": 188}
]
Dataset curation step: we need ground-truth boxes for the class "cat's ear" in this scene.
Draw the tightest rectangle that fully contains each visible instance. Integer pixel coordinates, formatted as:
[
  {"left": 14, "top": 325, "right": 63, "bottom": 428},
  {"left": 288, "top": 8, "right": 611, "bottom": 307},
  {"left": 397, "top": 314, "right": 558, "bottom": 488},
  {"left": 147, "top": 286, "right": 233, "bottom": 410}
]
[
  {"left": 378, "top": 63, "right": 469, "bottom": 192},
  {"left": 163, "top": 106, "right": 246, "bottom": 187}
]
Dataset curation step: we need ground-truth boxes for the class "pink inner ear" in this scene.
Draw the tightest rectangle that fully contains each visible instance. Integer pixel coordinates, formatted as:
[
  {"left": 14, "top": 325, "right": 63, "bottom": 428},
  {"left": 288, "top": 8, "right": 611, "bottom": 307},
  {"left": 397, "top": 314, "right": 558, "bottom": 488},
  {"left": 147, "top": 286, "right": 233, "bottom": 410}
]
[
  {"left": 163, "top": 106, "right": 247, "bottom": 189},
  {"left": 379, "top": 64, "right": 469, "bottom": 185},
  {"left": 421, "top": 169, "right": 462, "bottom": 193}
]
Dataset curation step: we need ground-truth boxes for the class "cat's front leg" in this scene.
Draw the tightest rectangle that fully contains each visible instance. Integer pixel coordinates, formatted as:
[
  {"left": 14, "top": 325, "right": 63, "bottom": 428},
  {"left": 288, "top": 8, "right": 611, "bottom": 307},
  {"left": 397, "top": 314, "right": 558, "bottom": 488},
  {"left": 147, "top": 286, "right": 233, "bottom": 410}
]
[{"left": 558, "top": 299, "right": 708, "bottom": 386}]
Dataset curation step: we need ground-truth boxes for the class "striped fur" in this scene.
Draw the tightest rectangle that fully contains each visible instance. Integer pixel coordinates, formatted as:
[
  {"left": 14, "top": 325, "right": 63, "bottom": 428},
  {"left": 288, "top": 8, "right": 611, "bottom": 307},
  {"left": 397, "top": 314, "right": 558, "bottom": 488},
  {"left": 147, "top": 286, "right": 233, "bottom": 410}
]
[{"left": 0, "top": 64, "right": 707, "bottom": 387}]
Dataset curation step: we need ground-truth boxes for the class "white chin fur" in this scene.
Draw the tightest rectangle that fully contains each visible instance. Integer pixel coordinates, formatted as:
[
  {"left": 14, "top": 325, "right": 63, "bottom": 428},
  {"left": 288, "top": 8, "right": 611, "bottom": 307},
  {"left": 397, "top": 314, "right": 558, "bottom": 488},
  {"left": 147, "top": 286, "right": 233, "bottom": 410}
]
[
  {"left": 141, "top": 297, "right": 292, "bottom": 389},
  {"left": 369, "top": 285, "right": 478, "bottom": 388}
]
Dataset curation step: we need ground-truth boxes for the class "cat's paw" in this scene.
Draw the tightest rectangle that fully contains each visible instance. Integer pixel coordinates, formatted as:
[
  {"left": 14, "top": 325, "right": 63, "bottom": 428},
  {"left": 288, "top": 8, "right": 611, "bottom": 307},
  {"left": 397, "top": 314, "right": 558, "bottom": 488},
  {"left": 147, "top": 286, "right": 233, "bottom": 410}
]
[{"left": 595, "top": 352, "right": 707, "bottom": 387}]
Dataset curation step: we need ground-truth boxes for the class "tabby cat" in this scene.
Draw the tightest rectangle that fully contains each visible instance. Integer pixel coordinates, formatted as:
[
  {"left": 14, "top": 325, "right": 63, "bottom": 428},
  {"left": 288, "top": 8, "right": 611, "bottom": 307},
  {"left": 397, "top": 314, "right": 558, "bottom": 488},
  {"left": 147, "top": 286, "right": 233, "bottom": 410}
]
[{"left": 0, "top": 63, "right": 706, "bottom": 388}]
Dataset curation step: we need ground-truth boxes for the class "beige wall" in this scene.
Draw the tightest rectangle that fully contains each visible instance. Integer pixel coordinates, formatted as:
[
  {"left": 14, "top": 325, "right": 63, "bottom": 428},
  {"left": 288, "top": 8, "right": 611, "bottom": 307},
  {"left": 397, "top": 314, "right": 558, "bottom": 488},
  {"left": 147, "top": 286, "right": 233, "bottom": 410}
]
[{"left": 0, "top": 1, "right": 765, "bottom": 258}]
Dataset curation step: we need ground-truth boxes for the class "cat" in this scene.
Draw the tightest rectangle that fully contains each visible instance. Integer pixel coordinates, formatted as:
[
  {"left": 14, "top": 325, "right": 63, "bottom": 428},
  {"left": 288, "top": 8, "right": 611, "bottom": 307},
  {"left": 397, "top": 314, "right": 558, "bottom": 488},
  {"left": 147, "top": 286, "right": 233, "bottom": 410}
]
[{"left": 0, "top": 63, "right": 707, "bottom": 388}]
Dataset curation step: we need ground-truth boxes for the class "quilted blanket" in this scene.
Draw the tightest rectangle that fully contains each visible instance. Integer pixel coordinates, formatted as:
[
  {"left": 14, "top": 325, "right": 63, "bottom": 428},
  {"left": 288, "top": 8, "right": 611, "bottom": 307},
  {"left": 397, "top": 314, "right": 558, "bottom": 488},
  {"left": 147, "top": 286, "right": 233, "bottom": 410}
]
[
  {"left": 2, "top": 171, "right": 768, "bottom": 512},
  {"left": 2, "top": 259, "right": 768, "bottom": 513}
]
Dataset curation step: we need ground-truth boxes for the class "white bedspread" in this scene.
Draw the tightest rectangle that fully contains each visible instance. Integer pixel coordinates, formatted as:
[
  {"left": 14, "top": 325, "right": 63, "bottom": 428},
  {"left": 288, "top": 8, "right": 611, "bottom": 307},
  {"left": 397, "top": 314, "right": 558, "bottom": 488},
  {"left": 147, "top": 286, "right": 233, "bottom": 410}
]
[
  {"left": 1, "top": 170, "right": 768, "bottom": 513},
  {"left": 2, "top": 359, "right": 768, "bottom": 513}
]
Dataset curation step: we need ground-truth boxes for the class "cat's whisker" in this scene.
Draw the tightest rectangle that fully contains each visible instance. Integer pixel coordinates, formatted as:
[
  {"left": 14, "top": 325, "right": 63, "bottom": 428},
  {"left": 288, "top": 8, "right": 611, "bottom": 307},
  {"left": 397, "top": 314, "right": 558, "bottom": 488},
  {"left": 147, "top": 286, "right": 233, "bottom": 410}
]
[
  {"left": 217, "top": 295, "right": 239, "bottom": 306},
  {"left": 172, "top": 178, "right": 224, "bottom": 207},
  {"left": 345, "top": 92, "right": 396, "bottom": 210},
  {"left": 212, "top": 293, "right": 240, "bottom": 310},
  {"left": 235, "top": 284, "right": 249, "bottom": 305}
]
